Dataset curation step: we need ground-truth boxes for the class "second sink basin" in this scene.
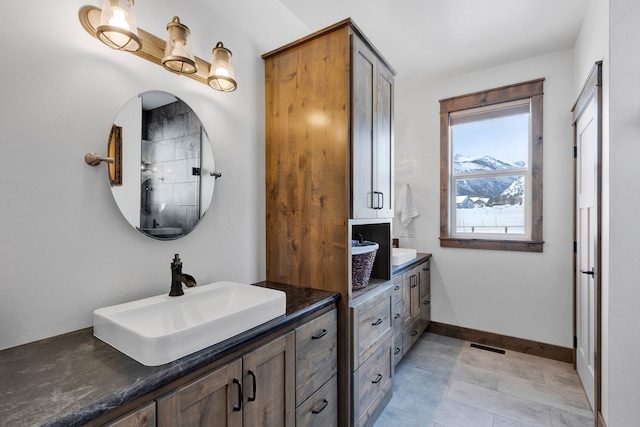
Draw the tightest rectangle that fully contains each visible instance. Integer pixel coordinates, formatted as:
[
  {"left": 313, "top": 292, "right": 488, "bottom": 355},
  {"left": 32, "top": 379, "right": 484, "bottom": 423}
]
[
  {"left": 392, "top": 248, "right": 417, "bottom": 266},
  {"left": 93, "top": 281, "right": 286, "bottom": 366}
]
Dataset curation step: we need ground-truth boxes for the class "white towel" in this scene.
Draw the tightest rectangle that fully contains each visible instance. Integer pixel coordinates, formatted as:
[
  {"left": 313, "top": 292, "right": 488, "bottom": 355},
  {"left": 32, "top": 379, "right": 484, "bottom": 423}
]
[{"left": 396, "top": 183, "right": 420, "bottom": 227}]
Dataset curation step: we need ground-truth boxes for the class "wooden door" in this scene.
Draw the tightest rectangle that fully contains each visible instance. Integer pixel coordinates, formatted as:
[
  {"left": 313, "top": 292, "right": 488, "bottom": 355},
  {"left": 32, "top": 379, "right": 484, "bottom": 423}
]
[
  {"left": 375, "top": 61, "right": 394, "bottom": 218},
  {"left": 242, "top": 332, "right": 295, "bottom": 427},
  {"left": 575, "top": 93, "right": 597, "bottom": 410},
  {"left": 573, "top": 61, "right": 602, "bottom": 414},
  {"left": 351, "top": 35, "right": 376, "bottom": 219},
  {"left": 156, "top": 359, "right": 242, "bottom": 427}
]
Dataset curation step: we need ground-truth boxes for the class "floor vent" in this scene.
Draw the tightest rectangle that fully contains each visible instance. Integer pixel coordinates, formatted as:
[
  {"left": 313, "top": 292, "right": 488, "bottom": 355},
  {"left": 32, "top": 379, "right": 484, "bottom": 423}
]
[{"left": 470, "top": 343, "right": 506, "bottom": 354}]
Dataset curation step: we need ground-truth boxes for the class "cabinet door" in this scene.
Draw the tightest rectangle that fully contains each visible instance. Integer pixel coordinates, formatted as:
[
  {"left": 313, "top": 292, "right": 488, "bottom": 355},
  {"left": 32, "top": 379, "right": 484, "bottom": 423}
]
[
  {"left": 419, "top": 259, "right": 431, "bottom": 299},
  {"left": 156, "top": 359, "right": 242, "bottom": 427},
  {"left": 374, "top": 61, "right": 394, "bottom": 218},
  {"left": 104, "top": 401, "right": 156, "bottom": 427},
  {"left": 401, "top": 271, "right": 412, "bottom": 330},
  {"left": 410, "top": 268, "right": 421, "bottom": 320},
  {"left": 352, "top": 35, "right": 376, "bottom": 219},
  {"left": 243, "top": 332, "right": 296, "bottom": 427}
]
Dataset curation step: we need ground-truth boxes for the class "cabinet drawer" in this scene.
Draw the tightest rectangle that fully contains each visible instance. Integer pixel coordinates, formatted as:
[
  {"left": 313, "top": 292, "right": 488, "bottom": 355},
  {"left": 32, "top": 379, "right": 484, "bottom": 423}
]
[
  {"left": 393, "top": 335, "right": 403, "bottom": 366},
  {"left": 392, "top": 300, "right": 403, "bottom": 336},
  {"left": 295, "top": 375, "right": 338, "bottom": 427},
  {"left": 351, "top": 287, "right": 393, "bottom": 369},
  {"left": 296, "top": 309, "right": 338, "bottom": 406},
  {"left": 420, "top": 259, "right": 431, "bottom": 298},
  {"left": 402, "top": 317, "right": 424, "bottom": 356},
  {"left": 391, "top": 275, "right": 402, "bottom": 305},
  {"left": 352, "top": 338, "right": 393, "bottom": 427}
]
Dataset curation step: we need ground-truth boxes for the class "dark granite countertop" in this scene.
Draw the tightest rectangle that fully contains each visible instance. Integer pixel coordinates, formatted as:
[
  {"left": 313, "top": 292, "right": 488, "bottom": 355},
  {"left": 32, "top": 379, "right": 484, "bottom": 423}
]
[
  {"left": 0, "top": 282, "right": 340, "bottom": 427},
  {"left": 392, "top": 252, "right": 432, "bottom": 276}
]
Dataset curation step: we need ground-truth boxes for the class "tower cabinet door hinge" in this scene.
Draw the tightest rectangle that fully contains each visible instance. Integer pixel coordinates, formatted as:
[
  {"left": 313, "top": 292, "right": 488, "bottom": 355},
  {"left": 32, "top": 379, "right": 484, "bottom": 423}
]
[
  {"left": 574, "top": 146, "right": 577, "bottom": 158},
  {"left": 574, "top": 241, "right": 577, "bottom": 253},
  {"left": 574, "top": 336, "right": 578, "bottom": 348}
]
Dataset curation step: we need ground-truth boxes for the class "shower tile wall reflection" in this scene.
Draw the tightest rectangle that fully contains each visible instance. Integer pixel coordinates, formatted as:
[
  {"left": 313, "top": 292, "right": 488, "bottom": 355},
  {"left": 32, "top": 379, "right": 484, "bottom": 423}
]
[{"left": 140, "top": 100, "right": 201, "bottom": 237}]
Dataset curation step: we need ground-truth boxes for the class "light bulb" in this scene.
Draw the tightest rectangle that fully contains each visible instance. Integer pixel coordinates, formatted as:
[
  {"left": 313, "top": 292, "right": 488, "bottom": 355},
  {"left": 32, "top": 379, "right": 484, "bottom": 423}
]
[
  {"left": 172, "top": 40, "right": 189, "bottom": 58},
  {"left": 109, "top": 8, "right": 130, "bottom": 31},
  {"left": 214, "top": 67, "right": 229, "bottom": 77}
]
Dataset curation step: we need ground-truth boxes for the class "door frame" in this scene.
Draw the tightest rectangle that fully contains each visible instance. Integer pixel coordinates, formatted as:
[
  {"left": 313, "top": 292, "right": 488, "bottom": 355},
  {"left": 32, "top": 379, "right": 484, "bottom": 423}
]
[{"left": 571, "top": 60, "right": 603, "bottom": 426}]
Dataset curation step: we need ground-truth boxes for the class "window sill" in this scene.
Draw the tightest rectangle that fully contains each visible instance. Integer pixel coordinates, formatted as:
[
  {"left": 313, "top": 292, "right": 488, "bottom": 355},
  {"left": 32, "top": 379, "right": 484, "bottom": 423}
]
[{"left": 439, "top": 237, "right": 544, "bottom": 252}]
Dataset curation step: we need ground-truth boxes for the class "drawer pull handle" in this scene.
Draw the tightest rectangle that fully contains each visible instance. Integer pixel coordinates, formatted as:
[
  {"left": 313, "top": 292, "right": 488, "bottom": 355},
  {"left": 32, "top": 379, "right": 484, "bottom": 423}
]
[
  {"left": 312, "top": 329, "right": 328, "bottom": 340},
  {"left": 394, "top": 313, "right": 401, "bottom": 319},
  {"left": 248, "top": 369, "right": 257, "bottom": 402},
  {"left": 312, "top": 399, "right": 329, "bottom": 414},
  {"left": 372, "top": 318, "right": 383, "bottom": 326},
  {"left": 394, "top": 347, "right": 401, "bottom": 355},
  {"left": 410, "top": 330, "right": 418, "bottom": 337},
  {"left": 423, "top": 300, "right": 431, "bottom": 305},
  {"left": 372, "top": 374, "right": 383, "bottom": 384},
  {"left": 232, "top": 378, "right": 242, "bottom": 411}
]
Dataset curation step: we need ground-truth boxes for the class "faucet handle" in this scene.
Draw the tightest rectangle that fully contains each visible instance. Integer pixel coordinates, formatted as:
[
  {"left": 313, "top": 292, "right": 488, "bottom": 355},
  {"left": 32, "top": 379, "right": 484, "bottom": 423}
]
[{"left": 172, "top": 254, "right": 182, "bottom": 268}]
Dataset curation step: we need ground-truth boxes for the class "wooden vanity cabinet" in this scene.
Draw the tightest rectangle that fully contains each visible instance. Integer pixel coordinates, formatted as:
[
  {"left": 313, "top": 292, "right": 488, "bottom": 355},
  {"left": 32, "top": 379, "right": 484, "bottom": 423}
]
[
  {"left": 144, "top": 309, "right": 336, "bottom": 427},
  {"left": 392, "top": 256, "right": 431, "bottom": 364},
  {"left": 263, "top": 18, "right": 396, "bottom": 427},
  {"left": 157, "top": 332, "right": 295, "bottom": 427}
]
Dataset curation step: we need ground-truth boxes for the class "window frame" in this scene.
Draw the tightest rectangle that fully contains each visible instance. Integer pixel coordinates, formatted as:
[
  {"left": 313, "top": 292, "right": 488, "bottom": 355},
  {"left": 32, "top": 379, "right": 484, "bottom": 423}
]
[{"left": 439, "top": 79, "right": 545, "bottom": 252}]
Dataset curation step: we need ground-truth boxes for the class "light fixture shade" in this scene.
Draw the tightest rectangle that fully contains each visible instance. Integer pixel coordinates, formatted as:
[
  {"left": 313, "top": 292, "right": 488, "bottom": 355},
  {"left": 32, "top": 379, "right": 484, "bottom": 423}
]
[
  {"left": 96, "top": 0, "right": 141, "bottom": 52},
  {"left": 208, "top": 42, "right": 237, "bottom": 92},
  {"left": 162, "top": 17, "right": 197, "bottom": 74}
]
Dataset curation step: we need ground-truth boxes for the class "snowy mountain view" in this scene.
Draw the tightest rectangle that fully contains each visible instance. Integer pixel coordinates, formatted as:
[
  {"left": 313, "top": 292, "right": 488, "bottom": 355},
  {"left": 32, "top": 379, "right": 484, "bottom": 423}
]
[{"left": 454, "top": 154, "right": 526, "bottom": 204}]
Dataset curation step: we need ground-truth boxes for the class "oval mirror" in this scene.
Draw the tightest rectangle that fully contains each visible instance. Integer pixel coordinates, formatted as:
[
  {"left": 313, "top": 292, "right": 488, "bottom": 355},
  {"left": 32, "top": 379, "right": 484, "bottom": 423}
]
[{"left": 108, "top": 91, "right": 216, "bottom": 240}]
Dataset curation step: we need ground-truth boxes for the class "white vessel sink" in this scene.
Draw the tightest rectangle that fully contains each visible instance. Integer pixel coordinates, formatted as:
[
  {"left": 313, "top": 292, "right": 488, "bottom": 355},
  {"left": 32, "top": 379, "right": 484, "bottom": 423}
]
[
  {"left": 93, "top": 282, "right": 287, "bottom": 366},
  {"left": 392, "top": 248, "right": 417, "bottom": 266}
]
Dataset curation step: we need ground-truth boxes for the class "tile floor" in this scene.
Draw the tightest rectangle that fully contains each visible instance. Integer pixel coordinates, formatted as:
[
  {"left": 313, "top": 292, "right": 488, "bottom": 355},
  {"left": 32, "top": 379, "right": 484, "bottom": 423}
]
[{"left": 373, "top": 333, "right": 594, "bottom": 427}]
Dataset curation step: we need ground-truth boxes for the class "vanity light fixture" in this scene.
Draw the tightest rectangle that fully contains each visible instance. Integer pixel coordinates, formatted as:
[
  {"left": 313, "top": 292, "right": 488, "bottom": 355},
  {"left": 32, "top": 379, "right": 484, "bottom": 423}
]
[
  {"left": 208, "top": 42, "right": 237, "bottom": 92},
  {"left": 95, "top": 0, "right": 141, "bottom": 52},
  {"left": 79, "top": 4, "right": 237, "bottom": 91},
  {"left": 162, "top": 17, "right": 196, "bottom": 74}
]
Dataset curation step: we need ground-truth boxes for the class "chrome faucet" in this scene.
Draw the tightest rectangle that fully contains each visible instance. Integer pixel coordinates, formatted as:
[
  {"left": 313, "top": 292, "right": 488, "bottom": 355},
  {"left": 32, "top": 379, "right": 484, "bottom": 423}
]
[{"left": 169, "top": 254, "right": 197, "bottom": 296}]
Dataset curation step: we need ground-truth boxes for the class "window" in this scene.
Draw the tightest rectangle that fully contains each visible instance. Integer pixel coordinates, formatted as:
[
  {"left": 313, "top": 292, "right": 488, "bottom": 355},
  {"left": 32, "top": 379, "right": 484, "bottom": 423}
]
[{"left": 439, "top": 79, "right": 544, "bottom": 252}]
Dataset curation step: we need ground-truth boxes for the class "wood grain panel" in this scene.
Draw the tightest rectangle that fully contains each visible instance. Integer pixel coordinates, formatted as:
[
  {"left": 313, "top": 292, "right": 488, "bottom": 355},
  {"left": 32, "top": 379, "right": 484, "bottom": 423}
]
[
  {"left": 265, "top": 26, "right": 350, "bottom": 293},
  {"left": 156, "top": 359, "right": 242, "bottom": 427},
  {"left": 295, "top": 309, "right": 338, "bottom": 406},
  {"left": 295, "top": 375, "right": 338, "bottom": 427},
  {"left": 243, "top": 332, "right": 295, "bottom": 427}
]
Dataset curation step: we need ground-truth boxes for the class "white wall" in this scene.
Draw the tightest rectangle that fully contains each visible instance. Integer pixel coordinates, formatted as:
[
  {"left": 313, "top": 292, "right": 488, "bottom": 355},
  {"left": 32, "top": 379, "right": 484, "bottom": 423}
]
[
  {"left": 573, "top": 0, "right": 610, "bottom": 421},
  {"left": 394, "top": 50, "right": 576, "bottom": 347},
  {"left": 0, "top": 0, "right": 309, "bottom": 350},
  {"left": 606, "top": 0, "right": 640, "bottom": 424}
]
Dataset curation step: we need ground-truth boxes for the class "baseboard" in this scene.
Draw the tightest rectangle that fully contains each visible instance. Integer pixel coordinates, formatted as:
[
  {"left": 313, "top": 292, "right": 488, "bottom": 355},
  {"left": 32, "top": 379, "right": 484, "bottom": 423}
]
[
  {"left": 427, "top": 321, "right": 573, "bottom": 363},
  {"left": 597, "top": 411, "right": 606, "bottom": 427}
]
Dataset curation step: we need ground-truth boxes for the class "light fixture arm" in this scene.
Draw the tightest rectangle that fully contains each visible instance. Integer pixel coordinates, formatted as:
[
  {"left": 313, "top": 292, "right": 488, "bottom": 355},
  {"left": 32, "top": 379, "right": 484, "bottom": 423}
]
[{"left": 79, "top": 5, "right": 222, "bottom": 89}]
